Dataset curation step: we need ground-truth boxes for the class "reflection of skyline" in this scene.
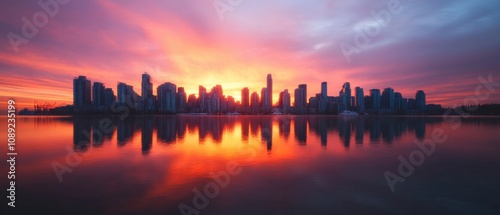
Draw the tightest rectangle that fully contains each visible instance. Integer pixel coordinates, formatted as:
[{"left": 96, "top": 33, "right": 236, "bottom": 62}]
[{"left": 66, "top": 116, "right": 455, "bottom": 154}]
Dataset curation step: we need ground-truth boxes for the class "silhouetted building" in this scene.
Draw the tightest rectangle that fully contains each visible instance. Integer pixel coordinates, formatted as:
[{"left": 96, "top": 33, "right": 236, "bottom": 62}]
[
  {"left": 157, "top": 82, "right": 176, "bottom": 114},
  {"left": 73, "top": 76, "right": 91, "bottom": 112},
  {"left": 104, "top": 88, "right": 116, "bottom": 108},
  {"left": 381, "top": 87, "right": 395, "bottom": 114},
  {"left": 282, "top": 89, "right": 291, "bottom": 114},
  {"left": 265, "top": 74, "right": 273, "bottom": 110},
  {"left": 141, "top": 73, "right": 155, "bottom": 112},
  {"left": 416, "top": 90, "right": 426, "bottom": 113},
  {"left": 294, "top": 84, "right": 307, "bottom": 114},
  {"left": 199, "top": 86, "right": 207, "bottom": 113},
  {"left": 261, "top": 87, "right": 269, "bottom": 113},
  {"left": 319, "top": 82, "right": 328, "bottom": 113},
  {"left": 355, "top": 87, "right": 364, "bottom": 113},
  {"left": 241, "top": 87, "right": 249, "bottom": 113},
  {"left": 92, "top": 82, "right": 105, "bottom": 108},
  {"left": 339, "top": 82, "right": 352, "bottom": 111},
  {"left": 177, "top": 87, "right": 187, "bottom": 113},
  {"left": 250, "top": 92, "right": 260, "bottom": 114},
  {"left": 370, "top": 89, "right": 381, "bottom": 112},
  {"left": 118, "top": 82, "right": 138, "bottom": 106}
]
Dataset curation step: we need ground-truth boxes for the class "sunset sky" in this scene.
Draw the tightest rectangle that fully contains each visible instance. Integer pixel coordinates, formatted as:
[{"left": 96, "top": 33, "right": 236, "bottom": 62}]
[{"left": 1, "top": 0, "right": 500, "bottom": 111}]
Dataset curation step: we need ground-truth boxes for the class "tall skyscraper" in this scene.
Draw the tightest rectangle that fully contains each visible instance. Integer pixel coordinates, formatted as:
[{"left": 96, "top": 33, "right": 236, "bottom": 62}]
[
  {"left": 381, "top": 87, "right": 395, "bottom": 110},
  {"left": 141, "top": 73, "right": 154, "bottom": 112},
  {"left": 118, "top": 82, "right": 137, "bottom": 106},
  {"left": 370, "top": 89, "right": 381, "bottom": 111},
  {"left": 341, "top": 82, "right": 352, "bottom": 108},
  {"left": 416, "top": 90, "right": 426, "bottom": 112},
  {"left": 73, "top": 76, "right": 91, "bottom": 110},
  {"left": 394, "top": 92, "right": 403, "bottom": 110},
  {"left": 92, "top": 82, "right": 105, "bottom": 108},
  {"left": 241, "top": 87, "right": 249, "bottom": 107},
  {"left": 355, "top": 87, "right": 364, "bottom": 113},
  {"left": 321, "top": 82, "right": 327, "bottom": 98},
  {"left": 177, "top": 87, "right": 187, "bottom": 113},
  {"left": 261, "top": 87, "right": 269, "bottom": 112},
  {"left": 157, "top": 82, "right": 176, "bottom": 113},
  {"left": 104, "top": 88, "right": 116, "bottom": 108},
  {"left": 199, "top": 85, "right": 207, "bottom": 112},
  {"left": 294, "top": 84, "right": 307, "bottom": 114},
  {"left": 282, "top": 89, "right": 291, "bottom": 114},
  {"left": 250, "top": 92, "right": 260, "bottom": 114},
  {"left": 267, "top": 74, "right": 273, "bottom": 108}
]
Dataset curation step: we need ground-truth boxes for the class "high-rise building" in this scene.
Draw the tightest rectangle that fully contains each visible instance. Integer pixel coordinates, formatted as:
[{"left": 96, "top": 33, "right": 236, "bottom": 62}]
[
  {"left": 341, "top": 82, "right": 352, "bottom": 108},
  {"left": 267, "top": 74, "right": 273, "bottom": 108},
  {"left": 394, "top": 92, "right": 403, "bottom": 110},
  {"left": 261, "top": 87, "right": 269, "bottom": 112},
  {"left": 199, "top": 85, "right": 207, "bottom": 113},
  {"left": 282, "top": 89, "right": 291, "bottom": 114},
  {"left": 294, "top": 84, "right": 307, "bottom": 114},
  {"left": 250, "top": 92, "right": 260, "bottom": 114},
  {"left": 104, "top": 88, "right": 116, "bottom": 108},
  {"left": 141, "top": 73, "right": 154, "bottom": 112},
  {"left": 416, "top": 90, "right": 426, "bottom": 112},
  {"left": 370, "top": 89, "right": 381, "bottom": 111},
  {"left": 92, "top": 82, "right": 105, "bottom": 108},
  {"left": 319, "top": 82, "right": 328, "bottom": 113},
  {"left": 73, "top": 76, "right": 91, "bottom": 110},
  {"left": 355, "top": 87, "right": 364, "bottom": 113},
  {"left": 381, "top": 87, "right": 395, "bottom": 110},
  {"left": 241, "top": 87, "right": 249, "bottom": 107},
  {"left": 177, "top": 87, "right": 187, "bottom": 113},
  {"left": 157, "top": 82, "right": 176, "bottom": 113},
  {"left": 118, "top": 82, "right": 137, "bottom": 106}
]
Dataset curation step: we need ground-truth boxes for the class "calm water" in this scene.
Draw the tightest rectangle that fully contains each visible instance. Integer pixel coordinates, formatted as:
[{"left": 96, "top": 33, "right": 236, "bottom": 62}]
[{"left": 1, "top": 116, "right": 500, "bottom": 215}]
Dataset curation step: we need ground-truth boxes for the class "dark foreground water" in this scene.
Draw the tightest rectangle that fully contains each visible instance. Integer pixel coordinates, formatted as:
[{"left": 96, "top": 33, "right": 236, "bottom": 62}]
[{"left": 1, "top": 115, "right": 500, "bottom": 215}]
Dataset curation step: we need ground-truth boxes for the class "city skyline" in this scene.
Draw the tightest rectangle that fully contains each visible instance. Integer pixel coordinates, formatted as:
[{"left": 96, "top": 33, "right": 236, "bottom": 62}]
[
  {"left": 1, "top": 1, "right": 500, "bottom": 112},
  {"left": 70, "top": 72, "right": 433, "bottom": 115}
]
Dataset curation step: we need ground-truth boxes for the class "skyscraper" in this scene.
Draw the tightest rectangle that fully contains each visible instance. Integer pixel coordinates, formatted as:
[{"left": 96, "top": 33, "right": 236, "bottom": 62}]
[
  {"left": 267, "top": 74, "right": 273, "bottom": 108},
  {"left": 177, "top": 87, "right": 187, "bottom": 113},
  {"left": 381, "top": 87, "right": 395, "bottom": 110},
  {"left": 92, "top": 82, "right": 105, "bottom": 108},
  {"left": 294, "top": 84, "right": 307, "bottom": 114},
  {"left": 282, "top": 89, "right": 291, "bottom": 114},
  {"left": 261, "top": 87, "right": 269, "bottom": 112},
  {"left": 355, "top": 87, "right": 364, "bottom": 113},
  {"left": 118, "top": 82, "right": 137, "bottom": 106},
  {"left": 199, "top": 85, "right": 207, "bottom": 112},
  {"left": 370, "top": 89, "right": 381, "bottom": 111},
  {"left": 157, "top": 82, "right": 176, "bottom": 114},
  {"left": 141, "top": 73, "right": 154, "bottom": 112},
  {"left": 104, "top": 88, "right": 116, "bottom": 108},
  {"left": 342, "top": 82, "right": 352, "bottom": 108},
  {"left": 73, "top": 76, "right": 91, "bottom": 111},
  {"left": 319, "top": 82, "right": 328, "bottom": 113},
  {"left": 241, "top": 87, "right": 249, "bottom": 107},
  {"left": 250, "top": 92, "right": 260, "bottom": 114},
  {"left": 416, "top": 90, "right": 426, "bottom": 112}
]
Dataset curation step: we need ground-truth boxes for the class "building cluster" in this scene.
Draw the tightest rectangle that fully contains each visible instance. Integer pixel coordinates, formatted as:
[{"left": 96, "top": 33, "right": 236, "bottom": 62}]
[{"left": 73, "top": 73, "right": 433, "bottom": 115}]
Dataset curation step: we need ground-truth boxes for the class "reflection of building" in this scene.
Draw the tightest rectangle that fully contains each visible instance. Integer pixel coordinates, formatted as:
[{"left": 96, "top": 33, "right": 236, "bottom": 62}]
[
  {"left": 73, "top": 116, "right": 91, "bottom": 151},
  {"left": 141, "top": 116, "right": 153, "bottom": 155},
  {"left": 294, "top": 117, "right": 307, "bottom": 144}
]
